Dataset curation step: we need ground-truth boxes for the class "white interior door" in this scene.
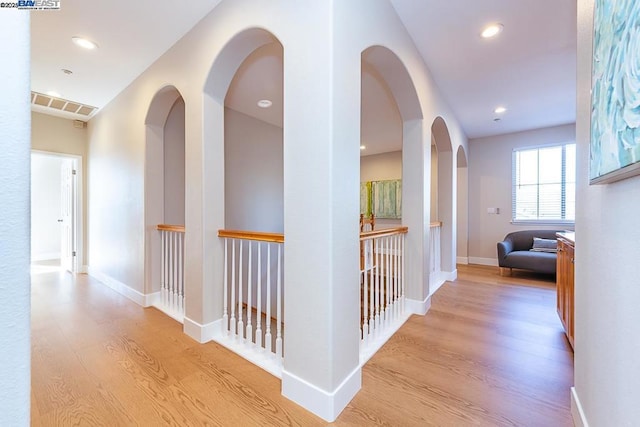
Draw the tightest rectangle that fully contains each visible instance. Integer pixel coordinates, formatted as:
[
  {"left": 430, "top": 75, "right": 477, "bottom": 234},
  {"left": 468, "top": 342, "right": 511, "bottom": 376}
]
[{"left": 60, "top": 160, "right": 75, "bottom": 272}]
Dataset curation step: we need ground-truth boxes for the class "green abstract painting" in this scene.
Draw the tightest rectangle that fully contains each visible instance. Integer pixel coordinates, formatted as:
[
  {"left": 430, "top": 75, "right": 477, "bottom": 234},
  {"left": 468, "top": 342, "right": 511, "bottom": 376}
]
[{"left": 360, "top": 179, "right": 401, "bottom": 219}]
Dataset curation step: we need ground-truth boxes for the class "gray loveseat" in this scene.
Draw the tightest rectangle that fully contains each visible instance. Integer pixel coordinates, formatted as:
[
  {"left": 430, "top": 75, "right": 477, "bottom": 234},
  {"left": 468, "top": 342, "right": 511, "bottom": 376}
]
[{"left": 497, "top": 230, "right": 563, "bottom": 276}]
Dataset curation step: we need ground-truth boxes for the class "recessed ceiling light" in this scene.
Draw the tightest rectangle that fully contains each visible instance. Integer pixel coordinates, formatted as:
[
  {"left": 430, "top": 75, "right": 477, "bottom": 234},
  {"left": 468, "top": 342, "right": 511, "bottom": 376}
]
[
  {"left": 72, "top": 36, "right": 98, "bottom": 50},
  {"left": 257, "top": 99, "right": 272, "bottom": 108},
  {"left": 47, "top": 91, "right": 61, "bottom": 98},
  {"left": 481, "top": 23, "right": 504, "bottom": 39},
  {"left": 494, "top": 106, "right": 507, "bottom": 114},
  {"left": 360, "top": 145, "right": 366, "bottom": 150}
]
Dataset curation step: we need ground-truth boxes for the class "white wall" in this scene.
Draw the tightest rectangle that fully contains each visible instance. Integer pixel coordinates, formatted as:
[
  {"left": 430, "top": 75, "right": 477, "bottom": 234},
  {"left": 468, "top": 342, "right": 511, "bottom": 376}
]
[
  {"left": 573, "top": 1, "right": 640, "bottom": 425},
  {"left": 31, "top": 112, "right": 88, "bottom": 266},
  {"left": 164, "top": 98, "right": 185, "bottom": 225},
  {"left": 0, "top": 10, "right": 31, "bottom": 425},
  {"left": 30, "top": 154, "right": 64, "bottom": 260},
  {"left": 360, "top": 151, "right": 402, "bottom": 228},
  {"left": 225, "top": 108, "right": 283, "bottom": 233},
  {"left": 468, "top": 124, "right": 576, "bottom": 263}
]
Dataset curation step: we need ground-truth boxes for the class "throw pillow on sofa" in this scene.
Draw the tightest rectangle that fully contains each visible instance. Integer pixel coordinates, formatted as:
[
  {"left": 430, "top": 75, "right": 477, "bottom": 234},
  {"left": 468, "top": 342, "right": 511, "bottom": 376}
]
[{"left": 530, "top": 237, "right": 558, "bottom": 253}]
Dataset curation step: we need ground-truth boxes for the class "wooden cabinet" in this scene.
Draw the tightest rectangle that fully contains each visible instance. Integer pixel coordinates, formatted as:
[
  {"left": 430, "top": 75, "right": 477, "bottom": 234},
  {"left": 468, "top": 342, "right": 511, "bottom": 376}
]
[{"left": 556, "top": 232, "right": 575, "bottom": 350}]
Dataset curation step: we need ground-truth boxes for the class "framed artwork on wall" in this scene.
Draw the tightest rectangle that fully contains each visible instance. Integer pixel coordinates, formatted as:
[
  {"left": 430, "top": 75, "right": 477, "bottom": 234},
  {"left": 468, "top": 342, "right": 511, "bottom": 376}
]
[
  {"left": 590, "top": 0, "right": 640, "bottom": 184},
  {"left": 360, "top": 179, "right": 401, "bottom": 219}
]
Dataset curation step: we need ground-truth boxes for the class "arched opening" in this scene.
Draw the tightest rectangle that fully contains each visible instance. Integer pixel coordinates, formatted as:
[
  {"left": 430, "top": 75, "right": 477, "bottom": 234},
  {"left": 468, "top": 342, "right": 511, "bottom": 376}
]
[
  {"left": 361, "top": 46, "right": 431, "bottom": 318},
  {"left": 360, "top": 58, "right": 403, "bottom": 227},
  {"left": 456, "top": 146, "right": 469, "bottom": 265},
  {"left": 200, "top": 28, "right": 285, "bottom": 372},
  {"left": 144, "top": 85, "right": 186, "bottom": 319},
  {"left": 224, "top": 41, "right": 284, "bottom": 233},
  {"left": 431, "top": 116, "right": 455, "bottom": 290}
]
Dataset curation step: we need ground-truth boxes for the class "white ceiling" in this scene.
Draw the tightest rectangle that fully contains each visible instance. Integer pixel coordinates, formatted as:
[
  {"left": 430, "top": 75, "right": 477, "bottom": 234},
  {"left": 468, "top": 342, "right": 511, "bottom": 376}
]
[
  {"left": 31, "top": 0, "right": 577, "bottom": 143},
  {"left": 31, "top": 0, "right": 222, "bottom": 109},
  {"left": 390, "top": 0, "right": 577, "bottom": 139}
]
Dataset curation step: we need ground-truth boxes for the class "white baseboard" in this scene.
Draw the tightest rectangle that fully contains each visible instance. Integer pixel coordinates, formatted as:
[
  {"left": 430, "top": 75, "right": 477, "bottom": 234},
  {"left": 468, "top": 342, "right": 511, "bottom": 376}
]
[
  {"left": 429, "top": 270, "right": 457, "bottom": 297},
  {"left": 429, "top": 273, "right": 445, "bottom": 292},
  {"left": 88, "top": 268, "right": 146, "bottom": 306},
  {"left": 183, "top": 316, "right": 220, "bottom": 344},
  {"left": 429, "top": 278, "right": 445, "bottom": 297},
  {"left": 359, "top": 311, "right": 412, "bottom": 365},
  {"left": 456, "top": 256, "right": 469, "bottom": 265},
  {"left": 571, "top": 387, "right": 589, "bottom": 427},
  {"left": 282, "top": 365, "right": 361, "bottom": 422},
  {"left": 79, "top": 265, "right": 89, "bottom": 274},
  {"left": 145, "top": 291, "right": 161, "bottom": 308},
  {"left": 31, "top": 252, "right": 60, "bottom": 262},
  {"left": 444, "top": 269, "right": 457, "bottom": 281},
  {"left": 468, "top": 257, "right": 498, "bottom": 267},
  {"left": 405, "top": 296, "right": 431, "bottom": 315}
]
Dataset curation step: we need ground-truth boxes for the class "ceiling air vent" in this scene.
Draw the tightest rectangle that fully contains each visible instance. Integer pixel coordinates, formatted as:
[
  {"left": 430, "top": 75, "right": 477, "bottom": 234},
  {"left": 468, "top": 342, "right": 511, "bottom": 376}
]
[{"left": 31, "top": 91, "right": 98, "bottom": 120}]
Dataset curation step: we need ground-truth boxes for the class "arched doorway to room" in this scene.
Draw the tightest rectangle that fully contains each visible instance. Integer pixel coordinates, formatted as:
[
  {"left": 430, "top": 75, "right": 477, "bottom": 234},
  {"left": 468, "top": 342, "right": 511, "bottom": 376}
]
[
  {"left": 431, "top": 116, "right": 455, "bottom": 294},
  {"left": 456, "top": 145, "right": 469, "bottom": 266},
  {"left": 144, "top": 85, "right": 186, "bottom": 321}
]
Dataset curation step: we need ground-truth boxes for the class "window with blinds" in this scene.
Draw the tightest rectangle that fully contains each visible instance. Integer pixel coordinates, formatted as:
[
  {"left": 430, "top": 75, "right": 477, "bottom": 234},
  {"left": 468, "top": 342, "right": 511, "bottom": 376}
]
[{"left": 512, "top": 143, "right": 576, "bottom": 223}]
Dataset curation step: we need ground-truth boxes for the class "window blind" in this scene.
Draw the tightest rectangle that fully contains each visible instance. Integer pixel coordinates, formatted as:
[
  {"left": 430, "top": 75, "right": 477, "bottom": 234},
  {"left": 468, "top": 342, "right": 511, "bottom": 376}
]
[{"left": 512, "top": 143, "right": 576, "bottom": 222}]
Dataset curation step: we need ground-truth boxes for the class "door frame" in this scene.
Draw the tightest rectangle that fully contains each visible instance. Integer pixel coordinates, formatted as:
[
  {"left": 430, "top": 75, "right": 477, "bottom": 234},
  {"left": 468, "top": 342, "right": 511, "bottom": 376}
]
[{"left": 31, "top": 150, "right": 83, "bottom": 273}]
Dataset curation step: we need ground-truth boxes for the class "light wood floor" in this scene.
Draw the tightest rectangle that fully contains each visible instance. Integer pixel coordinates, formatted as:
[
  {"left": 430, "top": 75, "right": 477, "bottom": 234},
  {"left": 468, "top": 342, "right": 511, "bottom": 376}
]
[{"left": 31, "top": 264, "right": 573, "bottom": 426}]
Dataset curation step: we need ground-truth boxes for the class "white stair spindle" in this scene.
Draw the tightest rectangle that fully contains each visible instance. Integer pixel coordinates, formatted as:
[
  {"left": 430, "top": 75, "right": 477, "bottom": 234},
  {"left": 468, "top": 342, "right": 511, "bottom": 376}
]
[
  {"left": 370, "top": 239, "right": 376, "bottom": 338},
  {"left": 223, "top": 238, "right": 228, "bottom": 332},
  {"left": 246, "top": 241, "right": 253, "bottom": 344},
  {"left": 394, "top": 234, "right": 399, "bottom": 319},
  {"left": 362, "top": 257, "right": 368, "bottom": 343},
  {"left": 400, "top": 234, "right": 405, "bottom": 314},
  {"left": 276, "top": 244, "right": 283, "bottom": 358},
  {"left": 265, "top": 243, "right": 272, "bottom": 353},
  {"left": 169, "top": 232, "right": 175, "bottom": 308},
  {"left": 238, "top": 240, "right": 244, "bottom": 340},
  {"left": 181, "top": 232, "right": 185, "bottom": 313},
  {"left": 375, "top": 236, "right": 381, "bottom": 335},
  {"left": 385, "top": 236, "right": 390, "bottom": 325},
  {"left": 176, "top": 233, "right": 184, "bottom": 313},
  {"left": 256, "top": 242, "right": 262, "bottom": 348},
  {"left": 165, "top": 231, "right": 170, "bottom": 306},
  {"left": 174, "top": 232, "right": 179, "bottom": 308},
  {"left": 230, "top": 239, "right": 236, "bottom": 336},
  {"left": 160, "top": 231, "right": 166, "bottom": 302}
]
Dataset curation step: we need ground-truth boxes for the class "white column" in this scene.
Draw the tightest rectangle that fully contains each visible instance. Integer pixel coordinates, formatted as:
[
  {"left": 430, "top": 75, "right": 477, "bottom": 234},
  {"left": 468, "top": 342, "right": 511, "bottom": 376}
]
[
  {"left": 402, "top": 120, "right": 431, "bottom": 313},
  {"left": 183, "top": 94, "right": 225, "bottom": 343},
  {"left": 281, "top": 2, "right": 361, "bottom": 422},
  {"left": 0, "top": 10, "right": 31, "bottom": 426}
]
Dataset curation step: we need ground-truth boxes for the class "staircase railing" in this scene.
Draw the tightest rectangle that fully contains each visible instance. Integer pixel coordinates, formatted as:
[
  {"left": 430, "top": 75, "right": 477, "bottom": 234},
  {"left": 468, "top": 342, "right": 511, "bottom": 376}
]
[
  {"left": 359, "top": 226, "right": 408, "bottom": 363},
  {"left": 218, "top": 229, "right": 284, "bottom": 377},
  {"left": 157, "top": 224, "right": 185, "bottom": 322},
  {"left": 429, "top": 221, "right": 443, "bottom": 292}
]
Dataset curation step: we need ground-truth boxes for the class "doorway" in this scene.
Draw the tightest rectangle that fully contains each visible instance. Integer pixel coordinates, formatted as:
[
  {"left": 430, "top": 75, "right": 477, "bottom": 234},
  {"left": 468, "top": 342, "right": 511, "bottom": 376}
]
[{"left": 30, "top": 151, "right": 81, "bottom": 274}]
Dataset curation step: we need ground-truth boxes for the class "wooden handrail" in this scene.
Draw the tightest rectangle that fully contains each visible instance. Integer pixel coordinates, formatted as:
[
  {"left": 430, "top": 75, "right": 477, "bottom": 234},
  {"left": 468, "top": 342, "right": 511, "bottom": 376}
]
[
  {"left": 157, "top": 224, "right": 185, "bottom": 233},
  {"left": 430, "top": 221, "right": 443, "bottom": 228},
  {"left": 360, "top": 226, "right": 408, "bottom": 241},
  {"left": 218, "top": 229, "right": 284, "bottom": 243}
]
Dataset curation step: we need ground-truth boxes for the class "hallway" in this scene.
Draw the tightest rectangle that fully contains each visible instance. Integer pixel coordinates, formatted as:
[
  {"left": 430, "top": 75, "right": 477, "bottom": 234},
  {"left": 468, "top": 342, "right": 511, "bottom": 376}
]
[{"left": 31, "top": 265, "right": 573, "bottom": 426}]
